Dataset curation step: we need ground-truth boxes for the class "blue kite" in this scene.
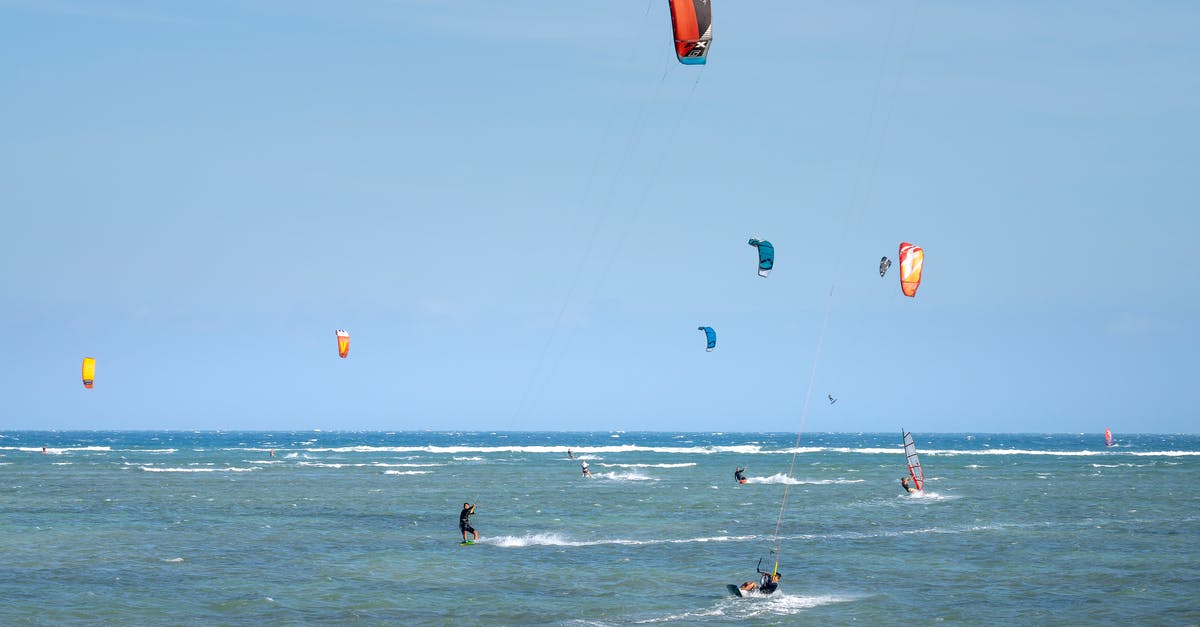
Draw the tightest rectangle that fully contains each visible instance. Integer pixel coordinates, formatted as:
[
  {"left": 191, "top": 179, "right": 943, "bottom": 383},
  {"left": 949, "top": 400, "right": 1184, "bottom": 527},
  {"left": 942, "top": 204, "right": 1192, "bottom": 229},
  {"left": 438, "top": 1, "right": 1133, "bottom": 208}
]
[
  {"left": 748, "top": 238, "right": 774, "bottom": 278},
  {"left": 698, "top": 326, "right": 716, "bottom": 352}
]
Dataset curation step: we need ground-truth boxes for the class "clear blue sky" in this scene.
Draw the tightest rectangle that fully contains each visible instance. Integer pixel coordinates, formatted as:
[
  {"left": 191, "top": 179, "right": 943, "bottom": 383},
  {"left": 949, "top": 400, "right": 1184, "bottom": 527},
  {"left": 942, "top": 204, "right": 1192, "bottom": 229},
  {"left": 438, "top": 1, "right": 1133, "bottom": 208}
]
[{"left": 2, "top": 1, "right": 1196, "bottom": 432}]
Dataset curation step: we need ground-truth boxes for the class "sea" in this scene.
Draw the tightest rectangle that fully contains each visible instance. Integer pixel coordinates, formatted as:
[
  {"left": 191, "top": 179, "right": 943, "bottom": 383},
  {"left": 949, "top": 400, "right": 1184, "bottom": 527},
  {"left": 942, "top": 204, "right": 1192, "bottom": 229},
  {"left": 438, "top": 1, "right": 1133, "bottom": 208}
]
[{"left": 1, "top": 431, "right": 1196, "bottom": 625}]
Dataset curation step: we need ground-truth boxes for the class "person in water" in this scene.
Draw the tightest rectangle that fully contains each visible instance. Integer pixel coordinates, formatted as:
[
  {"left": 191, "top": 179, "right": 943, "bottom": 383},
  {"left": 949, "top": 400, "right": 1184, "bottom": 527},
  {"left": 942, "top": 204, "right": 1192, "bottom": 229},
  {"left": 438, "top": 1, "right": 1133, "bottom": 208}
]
[
  {"left": 459, "top": 502, "right": 478, "bottom": 542},
  {"left": 581, "top": 461, "right": 591, "bottom": 477},
  {"left": 739, "top": 570, "right": 781, "bottom": 594},
  {"left": 567, "top": 448, "right": 574, "bottom": 459},
  {"left": 900, "top": 476, "right": 916, "bottom": 494},
  {"left": 734, "top": 467, "right": 747, "bottom": 483}
]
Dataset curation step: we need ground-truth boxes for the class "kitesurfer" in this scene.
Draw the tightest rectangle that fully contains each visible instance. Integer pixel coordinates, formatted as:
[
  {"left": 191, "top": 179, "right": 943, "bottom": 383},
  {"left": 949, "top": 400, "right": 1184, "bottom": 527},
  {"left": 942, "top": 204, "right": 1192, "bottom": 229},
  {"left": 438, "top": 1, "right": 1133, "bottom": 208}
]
[
  {"left": 581, "top": 461, "right": 592, "bottom": 478},
  {"left": 900, "top": 476, "right": 916, "bottom": 494},
  {"left": 567, "top": 448, "right": 574, "bottom": 459},
  {"left": 459, "top": 502, "right": 478, "bottom": 542},
  {"left": 734, "top": 467, "right": 747, "bottom": 484},
  {"left": 739, "top": 570, "right": 781, "bottom": 594}
]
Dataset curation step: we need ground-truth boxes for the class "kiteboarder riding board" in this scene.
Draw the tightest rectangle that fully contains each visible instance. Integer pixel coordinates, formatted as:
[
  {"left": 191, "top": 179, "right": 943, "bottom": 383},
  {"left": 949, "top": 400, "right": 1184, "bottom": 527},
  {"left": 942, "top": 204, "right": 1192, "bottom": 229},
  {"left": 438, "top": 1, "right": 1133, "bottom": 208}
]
[{"left": 726, "top": 584, "right": 772, "bottom": 598}]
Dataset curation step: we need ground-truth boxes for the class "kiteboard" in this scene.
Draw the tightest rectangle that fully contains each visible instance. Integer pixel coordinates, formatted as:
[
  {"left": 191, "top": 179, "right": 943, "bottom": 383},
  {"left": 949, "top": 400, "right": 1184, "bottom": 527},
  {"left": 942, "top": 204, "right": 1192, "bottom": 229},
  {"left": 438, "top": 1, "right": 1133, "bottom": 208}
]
[{"left": 459, "top": 540, "right": 475, "bottom": 546}]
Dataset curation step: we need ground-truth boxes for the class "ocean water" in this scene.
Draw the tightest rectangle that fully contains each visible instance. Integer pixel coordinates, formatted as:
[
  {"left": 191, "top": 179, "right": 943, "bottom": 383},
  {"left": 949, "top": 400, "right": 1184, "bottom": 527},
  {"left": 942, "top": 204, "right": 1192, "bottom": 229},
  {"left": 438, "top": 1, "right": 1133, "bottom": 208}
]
[{"left": 1, "top": 431, "right": 1196, "bottom": 625}]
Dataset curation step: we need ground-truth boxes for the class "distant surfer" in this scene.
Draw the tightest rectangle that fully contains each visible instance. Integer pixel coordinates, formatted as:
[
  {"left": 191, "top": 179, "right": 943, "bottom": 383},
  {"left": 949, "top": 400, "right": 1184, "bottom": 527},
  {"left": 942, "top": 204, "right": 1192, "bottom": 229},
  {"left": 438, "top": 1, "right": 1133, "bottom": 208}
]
[
  {"left": 459, "top": 502, "right": 478, "bottom": 543},
  {"left": 567, "top": 448, "right": 574, "bottom": 459},
  {"left": 41, "top": 446, "right": 47, "bottom": 455},
  {"left": 269, "top": 449, "right": 275, "bottom": 458},
  {"left": 900, "top": 476, "right": 916, "bottom": 494},
  {"left": 734, "top": 467, "right": 747, "bottom": 484},
  {"left": 581, "top": 461, "right": 591, "bottom": 478}
]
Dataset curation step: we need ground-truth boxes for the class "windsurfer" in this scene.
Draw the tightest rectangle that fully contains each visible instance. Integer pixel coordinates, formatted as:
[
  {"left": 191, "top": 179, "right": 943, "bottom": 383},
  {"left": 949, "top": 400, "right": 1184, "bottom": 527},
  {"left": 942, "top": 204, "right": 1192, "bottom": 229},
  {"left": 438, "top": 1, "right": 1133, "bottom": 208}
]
[
  {"left": 459, "top": 502, "right": 478, "bottom": 542},
  {"left": 900, "top": 476, "right": 916, "bottom": 494},
  {"left": 734, "top": 467, "right": 747, "bottom": 484}
]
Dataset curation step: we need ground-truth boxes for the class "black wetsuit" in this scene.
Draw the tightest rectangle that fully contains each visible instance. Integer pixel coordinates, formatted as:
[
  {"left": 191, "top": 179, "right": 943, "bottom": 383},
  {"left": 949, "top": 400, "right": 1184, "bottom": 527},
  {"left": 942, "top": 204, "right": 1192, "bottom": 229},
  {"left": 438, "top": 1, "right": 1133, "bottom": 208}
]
[
  {"left": 734, "top": 469, "right": 746, "bottom": 483},
  {"left": 459, "top": 507, "right": 475, "bottom": 533},
  {"left": 901, "top": 479, "right": 914, "bottom": 494},
  {"left": 757, "top": 571, "right": 779, "bottom": 594}
]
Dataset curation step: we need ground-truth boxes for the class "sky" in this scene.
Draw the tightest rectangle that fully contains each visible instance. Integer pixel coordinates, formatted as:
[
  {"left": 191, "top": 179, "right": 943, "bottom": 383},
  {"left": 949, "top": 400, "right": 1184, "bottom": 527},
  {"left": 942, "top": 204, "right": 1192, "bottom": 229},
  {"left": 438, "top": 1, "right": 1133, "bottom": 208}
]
[{"left": 1, "top": 1, "right": 1197, "bottom": 433}]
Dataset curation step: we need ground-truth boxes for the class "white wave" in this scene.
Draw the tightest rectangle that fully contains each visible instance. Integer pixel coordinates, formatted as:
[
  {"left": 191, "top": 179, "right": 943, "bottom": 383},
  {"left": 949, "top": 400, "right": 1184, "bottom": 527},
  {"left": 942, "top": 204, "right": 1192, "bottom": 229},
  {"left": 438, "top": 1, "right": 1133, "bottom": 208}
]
[
  {"left": 4, "top": 446, "right": 112, "bottom": 454},
  {"left": 591, "top": 471, "right": 656, "bottom": 481},
  {"left": 295, "top": 461, "right": 444, "bottom": 469},
  {"left": 140, "top": 466, "right": 259, "bottom": 473},
  {"left": 161, "top": 557, "right": 184, "bottom": 563},
  {"left": 292, "top": 444, "right": 775, "bottom": 455},
  {"left": 453, "top": 456, "right": 484, "bottom": 461},
  {"left": 485, "top": 533, "right": 758, "bottom": 549},
  {"left": 51, "top": 462, "right": 72, "bottom": 466},
  {"left": 384, "top": 470, "right": 432, "bottom": 475},
  {"left": 597, "top": 458, "right": 700, "bottom": 463},
  {"left": 640, "top": 591, "right": 858, "bottom": 623},
  {"left": 217, "top": 443, "right": 1200, "bottom": 458},
  {"left": 746, "top": 474, "right": 864, "bottom": 485},
  {"left": 903, "top": 490, "right": 954, "bottom": 501}
]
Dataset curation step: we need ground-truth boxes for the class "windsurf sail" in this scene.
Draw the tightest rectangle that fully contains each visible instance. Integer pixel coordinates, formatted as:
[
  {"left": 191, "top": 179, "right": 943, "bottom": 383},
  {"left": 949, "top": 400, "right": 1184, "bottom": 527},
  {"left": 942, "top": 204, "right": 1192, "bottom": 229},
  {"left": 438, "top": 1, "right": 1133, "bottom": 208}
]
[
  {"left": 1105, "top": 428, "right": 1114, "bottom": 447},
  {"left": 899, "top": 242, "right": 924, "bottom": 297},
  {"left": 335, "top": 329, "right": 350, "bottom": 358},
  {"left": 902, "top": 430, "right": 924, "bottom": 491},
  {"left": 81, "top": 357, "right": 95, "bottom": 389},
  {"left": 698, "top": 326, "right": 716, "bottom": 352},
  {"left": 748, "top": 238, "right": 774, "bottom": 278},
  {"left": 668, "top": 0, "right": 713, "bottom": 65}
]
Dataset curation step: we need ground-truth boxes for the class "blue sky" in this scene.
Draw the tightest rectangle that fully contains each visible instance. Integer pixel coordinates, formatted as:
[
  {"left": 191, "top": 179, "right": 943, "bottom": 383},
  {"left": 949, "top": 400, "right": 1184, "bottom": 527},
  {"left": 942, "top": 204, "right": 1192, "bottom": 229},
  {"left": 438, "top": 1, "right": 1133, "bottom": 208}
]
[{"left": 1, "top": 1, "right": 1196, "bottom": 432}]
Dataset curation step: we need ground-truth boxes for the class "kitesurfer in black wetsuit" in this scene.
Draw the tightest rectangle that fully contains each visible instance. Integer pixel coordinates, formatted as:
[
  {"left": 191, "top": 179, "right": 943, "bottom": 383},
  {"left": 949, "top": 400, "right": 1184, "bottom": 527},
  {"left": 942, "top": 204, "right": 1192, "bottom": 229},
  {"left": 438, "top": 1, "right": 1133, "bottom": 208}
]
[
  {"left": 734, "top": 467, "right": 746, "bottom": 483},
  {"left": 900, "top": 476, "right": 915, "bottom": 494},
  {"left": 459, "top": 502, "right": 478, "bottom": 542},
  {"left": 739, "top": 569, "right": 780, "bottom": 594}
]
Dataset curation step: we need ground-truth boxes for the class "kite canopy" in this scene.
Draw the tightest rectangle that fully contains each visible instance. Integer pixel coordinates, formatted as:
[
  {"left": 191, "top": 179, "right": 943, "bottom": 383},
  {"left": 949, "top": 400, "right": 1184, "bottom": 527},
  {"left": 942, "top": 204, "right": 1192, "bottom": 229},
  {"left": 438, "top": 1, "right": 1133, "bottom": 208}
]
[
  {"left": 899, "top": 242, "right": 924, "bottom": 297},
  {"left": 81, "top": 357, "right": 95, "bottom": 389},
  {"left": 335, "top": 330, "right": 350, "bottom": 359},
  {"left": 748, "top": 239, "right": 774, "bottom": 278},
  {"left": 668, "top": 0, "right": 713, "bottom": 65},
  {"left": 698, "top": 326, "right": 716, "bottom": 352},
  {"left": 879, "top": 256, "right": 892, "bottom": 278}
]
